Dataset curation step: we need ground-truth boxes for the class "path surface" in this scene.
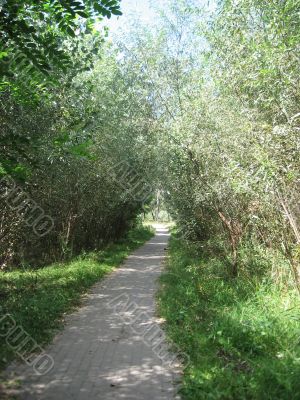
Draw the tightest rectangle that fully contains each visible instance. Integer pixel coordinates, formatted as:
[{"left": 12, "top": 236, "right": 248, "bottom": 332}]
[{"left": 6, "top": 225, "right": 181, "bottom": 400}]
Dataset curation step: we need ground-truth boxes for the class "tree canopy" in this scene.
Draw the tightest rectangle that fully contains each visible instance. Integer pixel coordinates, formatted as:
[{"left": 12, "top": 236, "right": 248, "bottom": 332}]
[{"left": 0, "top": 0, "right": 121, "bottom": 78}]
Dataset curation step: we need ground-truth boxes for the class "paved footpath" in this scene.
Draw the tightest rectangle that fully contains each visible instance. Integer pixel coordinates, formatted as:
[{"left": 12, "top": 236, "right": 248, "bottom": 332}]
[{"left": 6, "top": 224, "right": 181, "bottom": 400}]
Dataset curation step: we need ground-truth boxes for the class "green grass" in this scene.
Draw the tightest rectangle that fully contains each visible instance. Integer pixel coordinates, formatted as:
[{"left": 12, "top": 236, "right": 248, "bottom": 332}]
[
  {"left": 158, "top": 234, "right": 300, "bottom": 400},
  {"left": 0, "top": 225, "right": 154, "bottom": 372}
]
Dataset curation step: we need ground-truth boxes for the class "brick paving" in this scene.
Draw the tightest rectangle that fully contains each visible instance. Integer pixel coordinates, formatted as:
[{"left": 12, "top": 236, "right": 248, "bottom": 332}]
[{"left": 6, "top": 224, "right": 181, "bottom": 400}]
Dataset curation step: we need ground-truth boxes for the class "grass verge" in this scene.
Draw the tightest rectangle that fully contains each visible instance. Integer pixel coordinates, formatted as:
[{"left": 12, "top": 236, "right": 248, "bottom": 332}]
[
  {"left": 158, "top": 234, "right": 300, "bottom": 400},
  {"left": 0, "top": 225, "right": 154, "bottom": 373}
]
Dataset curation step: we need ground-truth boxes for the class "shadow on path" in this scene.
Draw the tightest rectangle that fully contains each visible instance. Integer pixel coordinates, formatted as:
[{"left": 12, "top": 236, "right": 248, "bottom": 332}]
[{"left": 5, "top": 225, "right": 181, "bottom": 400}]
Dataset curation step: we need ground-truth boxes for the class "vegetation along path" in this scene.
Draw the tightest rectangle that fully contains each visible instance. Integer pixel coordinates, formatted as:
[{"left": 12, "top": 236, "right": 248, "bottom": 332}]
[{"left": 6, "top": 224, "right": 181, "bottom": 400}]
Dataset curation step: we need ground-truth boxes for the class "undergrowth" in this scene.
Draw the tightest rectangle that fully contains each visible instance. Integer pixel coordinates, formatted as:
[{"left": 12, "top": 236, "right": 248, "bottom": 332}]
[{"left": 158, "top": 233, "right": 300, "bottom": 400}]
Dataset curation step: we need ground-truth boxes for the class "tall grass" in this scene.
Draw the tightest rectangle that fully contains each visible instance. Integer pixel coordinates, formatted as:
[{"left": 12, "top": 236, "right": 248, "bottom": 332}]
[{"left": 158, "top": 234, "right": 300, "bottom": 399}]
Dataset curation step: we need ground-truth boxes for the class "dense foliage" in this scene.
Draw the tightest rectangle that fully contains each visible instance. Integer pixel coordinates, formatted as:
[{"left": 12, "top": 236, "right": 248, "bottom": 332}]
[
  {"left": 0, "top": 0, "right": 121, "bottom": 80},
  {"left": 117, "top": 0, "right": 300, "bottom": 286},
  {"left": 0, "top": 0, "right": 156, "bottom": 269}
]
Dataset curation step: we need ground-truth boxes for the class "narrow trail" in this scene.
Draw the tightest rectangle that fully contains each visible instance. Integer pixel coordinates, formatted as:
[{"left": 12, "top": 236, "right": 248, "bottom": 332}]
[{"left": 7, "top": 224, "right": 181, "bottom": 400}]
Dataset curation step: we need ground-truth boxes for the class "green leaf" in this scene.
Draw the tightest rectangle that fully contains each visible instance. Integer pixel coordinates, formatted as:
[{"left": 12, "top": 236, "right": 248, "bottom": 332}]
[
  {"left": 111, "top": 8, "right": 122, "bottom": 16},
  {"left": 104, "top": 0, "right": 119, "bottom": 7},
  {"left": 66, "top": 26, "right": 76, "bottom": 37},
  {"left": 0, "top": 52, "right": 8, "bottom": 60},
  {"left": 76, "top": 10, "right": 88, "bottom": 18},
  {"left": 94, "top": 3, "right": 106, "bottom": 15}
]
